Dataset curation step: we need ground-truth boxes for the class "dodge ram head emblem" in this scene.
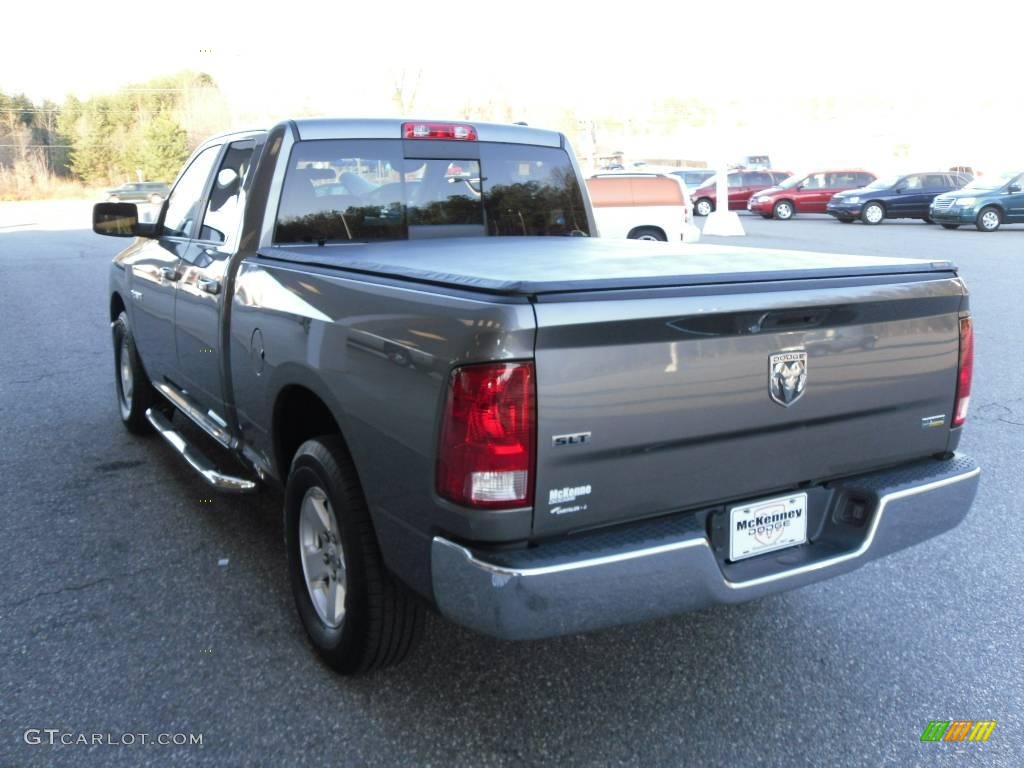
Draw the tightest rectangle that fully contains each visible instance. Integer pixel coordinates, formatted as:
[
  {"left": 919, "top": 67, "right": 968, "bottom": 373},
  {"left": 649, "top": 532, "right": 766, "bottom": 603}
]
[{"left": 769, "top": 351, "right": 808, "bottom": 407}]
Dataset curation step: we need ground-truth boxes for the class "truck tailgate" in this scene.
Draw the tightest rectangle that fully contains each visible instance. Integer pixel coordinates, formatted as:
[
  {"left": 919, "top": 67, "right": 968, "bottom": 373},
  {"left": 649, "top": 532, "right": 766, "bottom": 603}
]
[{"left": 532, "top": 274, "right": 966, "bottom": 537}]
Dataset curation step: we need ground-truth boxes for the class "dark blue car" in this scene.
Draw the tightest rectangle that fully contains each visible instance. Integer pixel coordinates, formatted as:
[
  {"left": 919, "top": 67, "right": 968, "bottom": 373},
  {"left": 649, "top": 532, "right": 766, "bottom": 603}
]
[{"left": 826, "top": 171, "right": 971, "bottom": 224}]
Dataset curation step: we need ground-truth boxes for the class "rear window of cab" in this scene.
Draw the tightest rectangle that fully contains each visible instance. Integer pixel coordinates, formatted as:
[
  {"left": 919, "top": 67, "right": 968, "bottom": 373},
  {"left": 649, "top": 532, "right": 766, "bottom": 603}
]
[{"left": 273, "top": 139, "right": 590, "bottom": 243}]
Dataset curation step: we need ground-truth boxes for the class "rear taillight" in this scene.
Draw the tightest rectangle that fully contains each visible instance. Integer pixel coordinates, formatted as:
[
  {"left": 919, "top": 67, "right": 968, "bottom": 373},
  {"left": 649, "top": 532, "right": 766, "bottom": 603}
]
[
  {"left": 437, "top": 362, "right": 535, "bottom": 509},
  {"left": 953, "top": 315, "right": 973, "bottom": 427},
  {"left": 402, "top": 122, "right": 477, "bottom": 141}
]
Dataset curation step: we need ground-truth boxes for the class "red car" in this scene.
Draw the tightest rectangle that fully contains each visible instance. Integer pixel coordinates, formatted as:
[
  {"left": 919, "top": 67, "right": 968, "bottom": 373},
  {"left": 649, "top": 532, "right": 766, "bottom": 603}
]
[
  {"left": 691, "top": 170, "right": 791, "bottom": 216},
  {"left": 747, "top": 170, "right": 876, "bottom": 220}
]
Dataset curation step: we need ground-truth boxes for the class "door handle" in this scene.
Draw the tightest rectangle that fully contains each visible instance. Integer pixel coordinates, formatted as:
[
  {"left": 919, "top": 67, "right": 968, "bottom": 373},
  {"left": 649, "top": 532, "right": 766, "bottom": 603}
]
[
  {"left": 197, "top": 277, "right": 221, "bottom": 295},
  {"left": 159, "top": 266, "right": 180, "bottom": 282}
]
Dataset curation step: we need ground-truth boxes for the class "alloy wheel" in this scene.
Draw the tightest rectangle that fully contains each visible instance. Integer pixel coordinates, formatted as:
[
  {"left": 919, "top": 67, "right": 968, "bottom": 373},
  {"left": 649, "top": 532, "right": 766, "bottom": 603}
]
[{"left": 298, "top": 486, "right": 347, "bottom": 629}]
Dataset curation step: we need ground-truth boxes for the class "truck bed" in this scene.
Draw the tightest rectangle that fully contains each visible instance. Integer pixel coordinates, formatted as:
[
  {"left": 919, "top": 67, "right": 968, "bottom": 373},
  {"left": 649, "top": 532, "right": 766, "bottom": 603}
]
[{"left": 257, "top": 238, "right": 956, "bottom": 297}]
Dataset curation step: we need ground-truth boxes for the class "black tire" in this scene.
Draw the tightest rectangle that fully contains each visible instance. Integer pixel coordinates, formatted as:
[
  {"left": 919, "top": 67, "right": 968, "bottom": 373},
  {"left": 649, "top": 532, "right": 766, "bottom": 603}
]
[
  {"left": 694, "top": 198, "right": 714, "bottom": 217},
  {"left": 976, "top": 206, "right": 1002, "bottom": 232},
  {"left": 285, "top": 436, "right": 423, "bottom": 675},
  {"left": 941, "top": 223, "right": 960, "bottom": 230},
  {"left": 112, "top": 310, "right": 158, "bottom": 434},
  {"left": 628, "top": 226, "right": 667, "bottom": 241},
  {"left": 772, "top": 200, "right": 795, "bottom": 220},
  {"left": 861, "top": 202, "right": 885, "bottom": 225}
]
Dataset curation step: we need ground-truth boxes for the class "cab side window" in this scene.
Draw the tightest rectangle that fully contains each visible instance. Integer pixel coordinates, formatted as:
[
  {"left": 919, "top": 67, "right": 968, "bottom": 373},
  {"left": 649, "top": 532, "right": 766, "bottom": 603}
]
[
  {"left": 803, "top": 172, "right": 827, "bottom": 189},
  {"left": 829, "top": 172, "right": 857, "bottom": 188},
  {"left": 728, "top": 173, "right": 744, "bottom": 188},
  {"left": 902, "top": 175, "right": 924, "bottom": 190},
  {"left": 162, "top": 146, "right": 221, "bottom": 238},
  {"left": 198, "top": 141, "right": 255, "bottom": 249}
]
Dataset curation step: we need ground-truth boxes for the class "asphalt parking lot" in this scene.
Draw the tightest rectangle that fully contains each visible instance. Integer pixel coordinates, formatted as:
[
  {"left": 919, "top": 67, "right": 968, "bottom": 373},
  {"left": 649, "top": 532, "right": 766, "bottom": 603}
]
[{"left": 1, "top": 206, "right": 1021, "bottom": 767}]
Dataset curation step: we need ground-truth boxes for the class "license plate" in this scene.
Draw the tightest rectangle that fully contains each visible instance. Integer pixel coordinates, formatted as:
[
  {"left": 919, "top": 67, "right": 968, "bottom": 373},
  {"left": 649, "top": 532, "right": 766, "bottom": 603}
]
[{"left": 729, "top": 493, "right": 808, "bottom": 562}]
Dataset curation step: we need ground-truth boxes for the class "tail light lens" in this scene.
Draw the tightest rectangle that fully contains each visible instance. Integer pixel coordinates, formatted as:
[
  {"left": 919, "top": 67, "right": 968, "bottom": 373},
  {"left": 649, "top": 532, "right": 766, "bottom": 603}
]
[
  {"left": 437, "top": 362, "right": 535, "bottom": 508},
  {"left": 953, "top": 315, "right": 973, "bottom": 427},
  {"left": 402, "top": 122, "right": 477, "bottom": 141}
]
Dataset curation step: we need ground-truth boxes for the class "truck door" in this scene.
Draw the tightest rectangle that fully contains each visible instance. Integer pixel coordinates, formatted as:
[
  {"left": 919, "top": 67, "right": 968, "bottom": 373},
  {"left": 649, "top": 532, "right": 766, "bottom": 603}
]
[
  {"left": 128, "top": 145, "right": 221, "bottom": 388},
  {"left": 174, "top": 140, "right": 256, "bottom": 419}
]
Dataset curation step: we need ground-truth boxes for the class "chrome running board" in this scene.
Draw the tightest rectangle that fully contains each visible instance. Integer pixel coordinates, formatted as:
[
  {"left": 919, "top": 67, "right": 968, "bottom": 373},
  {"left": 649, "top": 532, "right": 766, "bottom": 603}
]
[
  {"left": 155, "top": 382, "right": 237, "bottom": 450},
  {"left": 145, "top": 408, "right": 257, "bottom": 493}
]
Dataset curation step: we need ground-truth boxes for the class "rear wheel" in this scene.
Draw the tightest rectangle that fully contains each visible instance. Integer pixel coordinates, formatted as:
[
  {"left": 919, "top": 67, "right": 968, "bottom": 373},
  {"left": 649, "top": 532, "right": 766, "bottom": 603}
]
[
  {"left": 976, "top": 206, "right": 1001, "bottom": 232},
  {"left": 628, "top": 226, "right": 667, "bottom": 241},
  {"left": 695, "top": 198, "right": 713, "bottom": 217},
  {"left": 941, "top": 223, "right": 960, "bottom": 230},
  {"left": 772, "top": 200, "right": 795, "bottom": 220},
  {"left": 861, "top": 202, "right": 885, "bottom": 225},
  {"left": 112, "top": 311, "right": 158, "bottom": 434},
  {"left": 285, "top": 436, "right": 424, "bottom": 674}
]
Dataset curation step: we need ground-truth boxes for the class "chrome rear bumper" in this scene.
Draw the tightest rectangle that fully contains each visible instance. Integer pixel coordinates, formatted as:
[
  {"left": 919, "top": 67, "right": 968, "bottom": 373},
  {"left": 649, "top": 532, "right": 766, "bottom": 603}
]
[{"left": 431, "top": 454, "right": 980, "bottom": 640}]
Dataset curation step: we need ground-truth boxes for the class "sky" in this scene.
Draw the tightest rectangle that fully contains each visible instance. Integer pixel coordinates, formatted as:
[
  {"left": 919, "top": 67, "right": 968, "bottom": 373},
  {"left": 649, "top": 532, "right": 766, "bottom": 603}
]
[{"left": 3, "top": 0, "right": 1023, "bottom": 171}]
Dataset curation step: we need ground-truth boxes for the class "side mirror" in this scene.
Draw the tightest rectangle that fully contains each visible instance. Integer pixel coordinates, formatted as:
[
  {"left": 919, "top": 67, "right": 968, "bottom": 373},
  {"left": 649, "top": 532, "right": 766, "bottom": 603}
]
[
  {"left": 216, "top": 168, "right": 239, "bottom": 188},
  {"left": 1008, "top": 184, "right": 1022, "bottom": 194},
  {"left": 893, "top": 187, "right": 904, "bottom": 194},
  {"left": 93, "top": 202, "right": 155, "bottom": 238}
]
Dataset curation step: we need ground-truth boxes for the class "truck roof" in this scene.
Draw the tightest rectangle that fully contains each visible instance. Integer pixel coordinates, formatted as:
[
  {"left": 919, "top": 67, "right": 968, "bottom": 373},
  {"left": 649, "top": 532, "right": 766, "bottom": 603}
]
[
  {"left": 290, "top": 118, "right": 563, "bottom": 148},
  {"left": 258, "top": 239, "right": 956, "bottom": 297}
]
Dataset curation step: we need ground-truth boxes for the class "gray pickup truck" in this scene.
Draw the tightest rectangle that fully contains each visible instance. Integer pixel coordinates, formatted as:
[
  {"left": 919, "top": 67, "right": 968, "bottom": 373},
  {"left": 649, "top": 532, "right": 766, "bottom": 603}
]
[{"left": 93, "top": 119, "right": 980, "bottom": 675}]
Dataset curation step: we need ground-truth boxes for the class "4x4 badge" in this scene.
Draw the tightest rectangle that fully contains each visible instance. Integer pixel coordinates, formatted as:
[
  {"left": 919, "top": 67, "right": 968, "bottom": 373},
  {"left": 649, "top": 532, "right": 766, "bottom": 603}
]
[{"left": 769, "top": 351, "right": 807, "bottom": 406}]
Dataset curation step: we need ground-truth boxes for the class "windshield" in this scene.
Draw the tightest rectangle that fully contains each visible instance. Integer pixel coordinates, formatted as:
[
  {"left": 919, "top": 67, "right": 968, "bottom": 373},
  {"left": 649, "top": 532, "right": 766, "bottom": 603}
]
[
  {"left": 274, "top": 139, "right": 590, "bottom": 243},
  {"left": 960, "top": 171, "right": 1020, "bottom": 191},
  {"left": 863, "top": 175, "right": 901, "bottom": 190}
]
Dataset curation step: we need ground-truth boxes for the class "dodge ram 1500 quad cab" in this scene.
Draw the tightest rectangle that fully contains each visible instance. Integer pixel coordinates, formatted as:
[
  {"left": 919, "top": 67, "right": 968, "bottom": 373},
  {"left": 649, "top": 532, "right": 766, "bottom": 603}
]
[{"left": 94, "top": 119, "right": 980, "bottom": 674}]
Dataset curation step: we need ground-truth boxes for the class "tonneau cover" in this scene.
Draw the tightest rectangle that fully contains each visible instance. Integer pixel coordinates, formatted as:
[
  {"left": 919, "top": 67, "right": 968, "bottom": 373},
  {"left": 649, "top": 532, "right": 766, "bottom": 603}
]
[{"left": 257, "top": 238, "right": 955, "bottom": 297}]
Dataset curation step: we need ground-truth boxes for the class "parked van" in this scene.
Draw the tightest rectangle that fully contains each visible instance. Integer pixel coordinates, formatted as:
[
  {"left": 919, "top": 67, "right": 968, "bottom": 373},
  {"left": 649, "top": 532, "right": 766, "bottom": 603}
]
[{"left": 586, "top": 173, "right": 699, "bottom": 242}]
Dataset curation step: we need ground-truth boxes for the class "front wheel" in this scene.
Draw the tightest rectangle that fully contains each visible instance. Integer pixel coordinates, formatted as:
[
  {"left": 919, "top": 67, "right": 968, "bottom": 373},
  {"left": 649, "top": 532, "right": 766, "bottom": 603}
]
[
  {"left": 941, "top": 223, "right": 960, "bottom": 230},
  {"left": 695, "top": 198, "right": 713, "bottom": 217},
  {"left": 628, "top": 226, "right": 667, "bottom": 241},
  {"left": 285, "top": 437, "right": 424, "bottom": 674},
  {"left": 112, "top": 311, "right": 158, "bottom": 434},
  {"left": 976, "top": 206, "right": 1002, "bottom": 232},
  {"left": 772, "top": 200, "right": 795, "bottom": 220},
  {"left": 861, "top": 202, "right": 885, "bottom": 225}
]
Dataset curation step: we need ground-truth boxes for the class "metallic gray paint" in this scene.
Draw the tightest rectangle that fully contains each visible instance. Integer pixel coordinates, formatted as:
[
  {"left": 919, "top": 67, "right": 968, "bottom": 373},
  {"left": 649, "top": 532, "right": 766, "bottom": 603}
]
[
  {"left": 531, "top": 276, "right": 965, "bottom": 536},
  {"left": 104, "top": 118, "right": 978, "bottom": 609}
]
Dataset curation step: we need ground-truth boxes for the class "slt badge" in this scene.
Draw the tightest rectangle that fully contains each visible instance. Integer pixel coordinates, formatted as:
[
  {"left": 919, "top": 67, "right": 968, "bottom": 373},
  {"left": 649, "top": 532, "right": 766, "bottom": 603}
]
[{"left": 769, "top": 350, "right": 807, "bottom": 407}]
